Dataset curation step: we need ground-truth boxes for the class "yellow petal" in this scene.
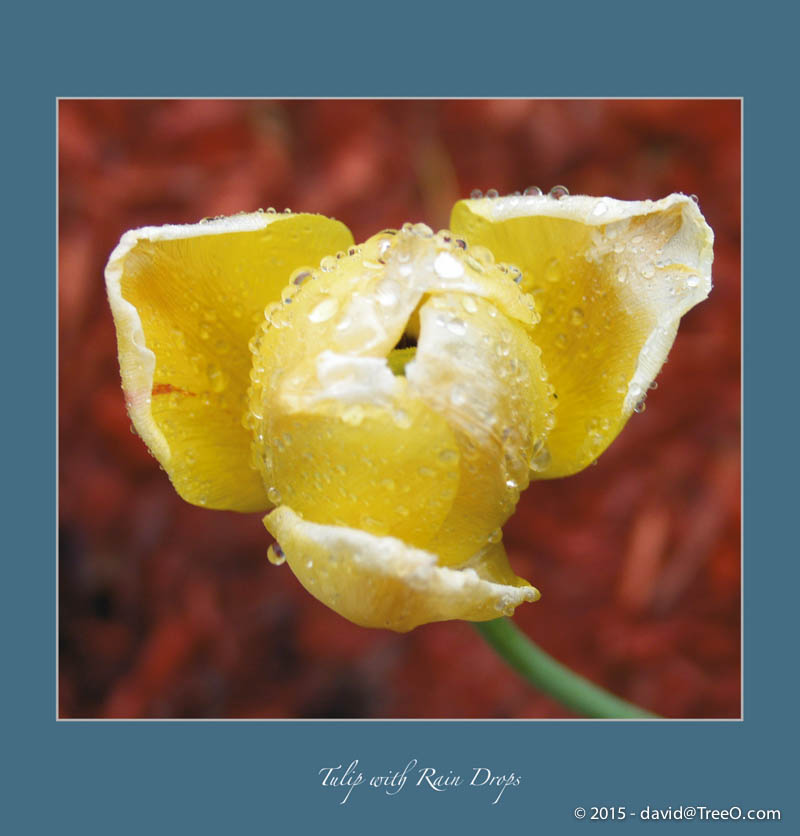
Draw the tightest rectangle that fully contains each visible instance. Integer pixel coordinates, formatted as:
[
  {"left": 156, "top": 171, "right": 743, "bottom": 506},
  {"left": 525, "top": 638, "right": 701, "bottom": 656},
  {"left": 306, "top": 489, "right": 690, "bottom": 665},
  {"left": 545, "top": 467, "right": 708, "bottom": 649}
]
[
  {"left": 450, "top": 193, "right": 713, "bottom": 477},
  {"left": 265, "top": 505, "right": 539, "bottom": 632},
  {"left": 246, "top": 237, "right": 461, "bottom": 547},
  {"left": 105, "top": 211, "right": 354, "bottom": 510},
  {"left": 248, "top": 224, "right": 551, "bottom": 565},
  {"left": 405, "top": 291, "right": 554, "bottom": 563}
]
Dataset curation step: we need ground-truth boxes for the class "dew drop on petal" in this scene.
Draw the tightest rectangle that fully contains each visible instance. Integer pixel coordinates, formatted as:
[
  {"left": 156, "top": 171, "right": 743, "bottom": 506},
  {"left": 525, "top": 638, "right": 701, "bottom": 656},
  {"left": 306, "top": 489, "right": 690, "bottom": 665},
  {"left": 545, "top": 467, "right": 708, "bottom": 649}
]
[
  {"left": 524, "top": 185, "right": 543, "bottom": 196},
  {"left": 393, "top": 408, "right": 411, "bottom": 428},
  {"left": 434, "top": 251, "right": 464, "bottom": 279},
  {"left": 290, "top": 268, "right": 313, "bottom": 286},
  {"left": 308, "top": 296, "right": 339, "bottom": 323},
  {"left": 267, "top": 543, "right": 286, "bottom": 565},
  {"left": 530, "top": 439, "right": 551, "bottom": 472},
  {"left": 544, "top": 257, "right": 562, "bottom": 283},
  {"left": 412, "top": 222, "right": 433, "bottom": 238},
  {"left": 267, "top": 486, "right": 282, "bottom": 504},
  {"left": 207, "top": 363, "right": 226, "bottom": 392},
  {"left": 487, "top": 528, "right": 502, "bottom": 544},
  {"left": 320, "top": 255, "right": 337, "bottom": 272},
  {"left": 450, "top": 385, "right": 467, "bottom": 407},
  {"left": 548, "top": 185, "right": 569, "bottom": 199},
  {"left": 470, "top": 245, "right": 495, "bottom": 266}
]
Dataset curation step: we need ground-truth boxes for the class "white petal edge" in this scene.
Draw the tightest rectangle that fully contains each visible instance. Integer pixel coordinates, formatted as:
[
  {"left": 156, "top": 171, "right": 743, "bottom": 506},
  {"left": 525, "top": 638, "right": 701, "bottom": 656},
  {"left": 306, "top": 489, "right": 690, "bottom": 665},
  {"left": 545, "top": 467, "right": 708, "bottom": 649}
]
[
  {"left": 265, "top": 505, "right": 539, "bottom": 632},
  {"left": 461, "top": 192, "right": 714, "bottom": 415},
  {"left": 104, "top": 211, "right": 337, "bottom": 467}
]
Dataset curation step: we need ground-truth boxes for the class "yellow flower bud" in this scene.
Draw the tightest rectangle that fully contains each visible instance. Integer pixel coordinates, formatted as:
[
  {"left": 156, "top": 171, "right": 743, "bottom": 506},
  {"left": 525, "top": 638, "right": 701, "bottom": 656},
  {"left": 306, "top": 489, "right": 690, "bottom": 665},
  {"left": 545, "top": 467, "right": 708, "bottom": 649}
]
[{"left": 105, "top": 194, "right": 713, "bottom": 631}]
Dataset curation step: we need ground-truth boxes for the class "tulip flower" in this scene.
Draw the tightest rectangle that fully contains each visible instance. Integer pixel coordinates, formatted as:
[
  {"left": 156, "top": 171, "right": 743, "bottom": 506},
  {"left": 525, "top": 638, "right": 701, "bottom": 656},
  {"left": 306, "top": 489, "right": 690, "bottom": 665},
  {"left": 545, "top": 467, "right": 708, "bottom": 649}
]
[{"left": 106, "top": 192, "right": 712, "bottom": 633}]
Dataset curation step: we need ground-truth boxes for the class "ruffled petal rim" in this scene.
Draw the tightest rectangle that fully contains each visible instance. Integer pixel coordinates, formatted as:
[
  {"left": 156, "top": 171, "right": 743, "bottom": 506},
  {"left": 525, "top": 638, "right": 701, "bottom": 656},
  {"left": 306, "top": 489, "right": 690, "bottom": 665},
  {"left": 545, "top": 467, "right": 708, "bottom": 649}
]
[
  {"left": 451, "top": 193, "right": 713, "bottom": 478},
  {"left": 265, "top": 505, "right": 539, "bottom": 632},
  {"left": 105, "top": 211, "right": 354, "bottom": 511}
]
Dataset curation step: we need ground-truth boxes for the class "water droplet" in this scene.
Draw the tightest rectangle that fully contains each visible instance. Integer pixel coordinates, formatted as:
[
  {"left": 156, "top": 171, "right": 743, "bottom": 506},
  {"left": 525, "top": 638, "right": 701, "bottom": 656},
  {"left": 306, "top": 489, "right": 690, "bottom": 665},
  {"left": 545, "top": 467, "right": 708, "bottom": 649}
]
[
  {"left": 470, "top": 188, "right": 483, "bottom": 199},
  {"left": 267, "top": 543, "right": 286, "bottom": 565},
  {"left": 446, "top": 317, "right": 467, "bottom": 335},
  {"left": 291, "top": 267, "right": 313, "bottom": 286},
  {"left": 450, "top": 385, "right": 467, "bottom": 407},
  {"left": 548, "top": 185, "right": 569, "bottom": 199},
  {"left": 342, "top": 404, "right": 364, "bottom": 425},
  {"left": 267, "top": 486, "right": 282, "bottom": 504},
  {"left": 690, "top": 193, "right": 699, "bottom": 204},
  {"left": 508, "top": 265, "right": 523, "bottom": 284},
  {"left": 393, "top": 408, "right": 411, "bottom": 428},
  {"left": 470, "top": 245, "right": 495, "bottom": 266},
  {"left": 634, "top": 398, "right": 647, "bottom": 414},
  {"left": 486, "top": 188, "right": 499, "bottom": 199},
  {"left": 648, "top": 381, "right": 659, "bottom": 391},
  {"left": 487, "top": 528, "right": 502, "bottom": 544},
  {"left": 461, "top": 296, "right": 478, "bottom": 314},
  {"left": 207, "top": 363, "right": 226, "bottom": 392},
  {"left": 544, "top": 257, "right": 561, "bottom": 283},
  {"left": 412, "top": 222, "right": 433, "bottom": 237},
  {"left": 320, "top": 255, "right": 337, "bottom": 272},
  {"left": 569, "top": 306, "right": 585, "bottom": 326},
  {"left": 686, "top": 275, "right": 700, "bottom": 288},
  {"left": 530, "top": 438, "right": 551, "bottom": 472},
  {"left": 555, "top": 333, "right": 568, "bottom": 350},
  {"left": 434, "top": 251, "right": 464, "bottom": 279},
  {"left": 524, "top": 185, "right": 542, "bottom": 196},
  {"left": 308, "top": 295, "right": 339, "bottom": 323},
  {"left": 266, "top": 207, "right": 277, "bottom": 214}
]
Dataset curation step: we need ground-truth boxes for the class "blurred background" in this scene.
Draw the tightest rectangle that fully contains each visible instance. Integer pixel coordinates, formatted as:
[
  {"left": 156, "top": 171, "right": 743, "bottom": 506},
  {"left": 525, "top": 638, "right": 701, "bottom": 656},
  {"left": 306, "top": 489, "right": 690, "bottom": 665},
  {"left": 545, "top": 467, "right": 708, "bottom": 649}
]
[{"left": 58, "top": 99, "right": 740, "bottom": 719}]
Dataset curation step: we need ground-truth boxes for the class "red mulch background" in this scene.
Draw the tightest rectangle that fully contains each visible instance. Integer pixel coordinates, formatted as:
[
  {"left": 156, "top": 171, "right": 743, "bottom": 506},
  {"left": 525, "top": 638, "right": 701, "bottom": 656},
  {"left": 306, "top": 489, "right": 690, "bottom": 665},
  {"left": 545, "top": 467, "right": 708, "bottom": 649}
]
[{"left": 58, "top": 100, "right": 741, "bottom": 719}]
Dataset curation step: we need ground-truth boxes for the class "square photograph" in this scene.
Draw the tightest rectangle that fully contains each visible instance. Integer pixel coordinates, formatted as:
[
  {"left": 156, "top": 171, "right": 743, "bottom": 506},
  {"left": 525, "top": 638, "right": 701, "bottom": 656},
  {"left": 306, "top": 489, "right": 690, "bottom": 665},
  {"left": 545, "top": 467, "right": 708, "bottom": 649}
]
[{"left": 58, "top": 99, "right": 740, "bottom": 719}]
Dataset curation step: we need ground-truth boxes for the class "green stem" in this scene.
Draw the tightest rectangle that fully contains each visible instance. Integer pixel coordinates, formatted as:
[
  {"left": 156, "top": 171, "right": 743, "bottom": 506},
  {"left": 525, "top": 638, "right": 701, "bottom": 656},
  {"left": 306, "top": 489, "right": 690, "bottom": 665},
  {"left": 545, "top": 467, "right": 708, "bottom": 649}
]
[{"left": 474, "top": 618, "right": 659, "bottom": 719}]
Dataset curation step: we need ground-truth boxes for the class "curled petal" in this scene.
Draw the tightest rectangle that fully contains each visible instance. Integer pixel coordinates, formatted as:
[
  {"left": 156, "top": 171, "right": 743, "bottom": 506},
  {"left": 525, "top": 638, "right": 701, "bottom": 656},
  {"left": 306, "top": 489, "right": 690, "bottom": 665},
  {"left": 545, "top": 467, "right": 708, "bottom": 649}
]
[
  {"left": 265, "top": 505, "right": 539, "bottom": 632},
  {"left": 248, "top": 225, "right": 552, "bottom": 567},
  {"left": 451, "top": 193, "right": 713, "bottom": 477},
  {"left": 405, "top": 291, "right": 554, "bottom": 563},
  {"left": 105, "top": 211, "right": 353, "bottom": 510}
]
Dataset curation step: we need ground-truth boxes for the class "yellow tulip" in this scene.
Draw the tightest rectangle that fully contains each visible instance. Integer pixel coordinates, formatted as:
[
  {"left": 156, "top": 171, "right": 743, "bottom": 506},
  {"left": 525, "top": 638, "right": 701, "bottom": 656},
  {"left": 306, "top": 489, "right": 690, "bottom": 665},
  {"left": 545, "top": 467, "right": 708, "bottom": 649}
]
[{"left": 105, "top": 194, "right": 713, "bottom": 631}]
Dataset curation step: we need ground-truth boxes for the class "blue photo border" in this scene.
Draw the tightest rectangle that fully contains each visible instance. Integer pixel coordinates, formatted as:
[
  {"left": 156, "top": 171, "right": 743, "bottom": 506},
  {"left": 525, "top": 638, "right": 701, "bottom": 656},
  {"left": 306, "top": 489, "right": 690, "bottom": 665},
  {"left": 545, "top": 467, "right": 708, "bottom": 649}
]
[{"left": 9, "top": 1, "right": 794, "bottom": 832}]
